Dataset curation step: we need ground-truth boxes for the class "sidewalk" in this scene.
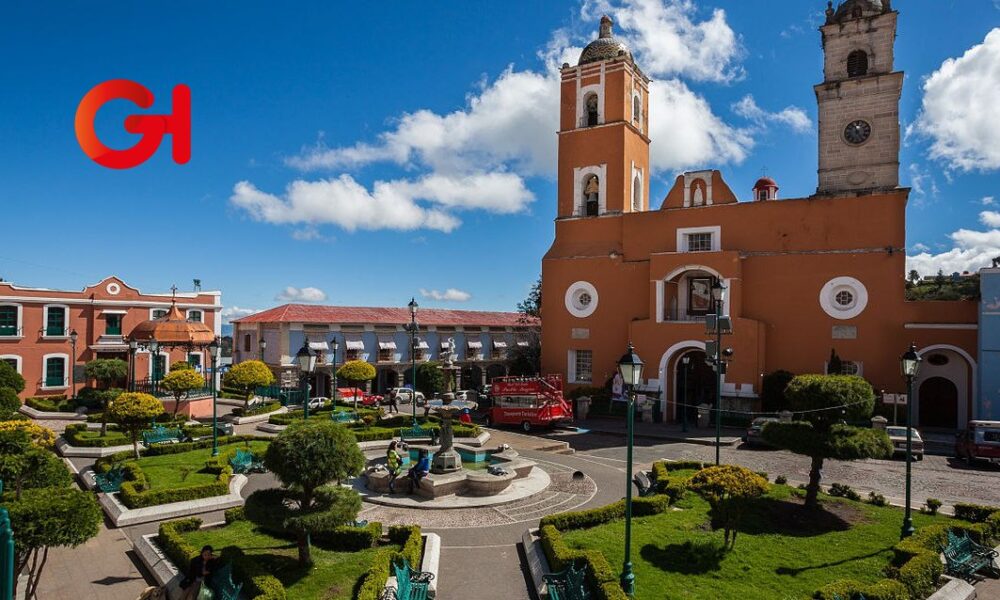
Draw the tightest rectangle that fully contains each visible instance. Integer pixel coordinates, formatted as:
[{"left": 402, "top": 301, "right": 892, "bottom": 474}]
[{"left": 570, "top": 417, "right": 744, "bottom": 446}]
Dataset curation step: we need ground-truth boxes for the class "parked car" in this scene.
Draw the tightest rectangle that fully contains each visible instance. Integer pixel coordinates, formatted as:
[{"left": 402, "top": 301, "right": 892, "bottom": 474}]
[
  {"left": 339, "top": 388, "right": 382, "bottom": 407},
  {"left": 886, "top": 426, "right": 924, "bottom": 460},
  {"left": 955, "top": 420, "right": 1000, "bottom": 465},
  {"left": 389, "top": 388, "right": 425, "bottom": 405},
  {"left": 743, "top": 417, "right": 778, "bottom": 447},
  {"left": 306, "top": 396, "right": 329, "bottom": 410}
]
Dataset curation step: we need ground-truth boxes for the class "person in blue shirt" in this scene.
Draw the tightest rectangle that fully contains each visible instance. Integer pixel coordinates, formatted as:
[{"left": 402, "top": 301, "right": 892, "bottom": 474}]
[{"left": 408, "top": 448, "right": 430, "bottom": 493}]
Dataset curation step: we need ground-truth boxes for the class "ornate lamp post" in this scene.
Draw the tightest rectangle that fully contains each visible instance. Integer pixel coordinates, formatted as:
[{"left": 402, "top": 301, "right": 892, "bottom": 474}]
[
  {"left": 617, "top": 342, "right": 644, "bottom": 597},
  {"left": 681, "top": 354, "right": 690, "bottom": 433},
  {"left": 407, "top": 298, "right": 419, "bottom": 426},
  {"left": 128, "top": 339, "right": 138, "bottom": 392},
  {"left": 332, "top": 338, "right": 339, "bottom": 403},
  {"left": 150, "top": 338, "right": 160, "bottom": 396},
  {"left": 296, "top": 339, "right": 317, "bottom": 419},
  {"left": 900, "top": 343, "right": 922, "bottom": 539},
  {"left": 259, "top": 337, "right": 267, "bottom": 362},
  {"left": 710, "top": 280, "right": 727, "bottom": 466},
  {"left": 209, "top": 337, "right": 221, "bottom": 457},
  {"left": 69, "top": 329, "right": 79, "bottom": 399}
]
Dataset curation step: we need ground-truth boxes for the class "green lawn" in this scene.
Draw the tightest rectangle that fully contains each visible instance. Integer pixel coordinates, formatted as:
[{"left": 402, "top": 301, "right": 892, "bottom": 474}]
[
  {"left": 561, "top": 484, "right": 956, "bottom": 600},
  {"left": 181, "top": 520, "right": 393, "bottom": 599},
  {"left": 136, "top": 441, "right": 269, "bottom": 491}
]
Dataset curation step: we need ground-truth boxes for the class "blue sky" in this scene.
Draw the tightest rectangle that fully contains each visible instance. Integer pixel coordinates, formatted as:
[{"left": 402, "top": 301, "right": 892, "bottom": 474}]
[{"left": 2, "top": 1, "right": 999, "bottom": 322}]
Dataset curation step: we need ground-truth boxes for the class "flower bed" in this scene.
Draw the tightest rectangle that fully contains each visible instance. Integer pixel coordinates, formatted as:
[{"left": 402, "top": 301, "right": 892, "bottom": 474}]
[
  {"left": 537, "top": 462, "right": 996, "bottom": 600},
  {"left": 94, "top": 437, "right": 269, "bottom": 508},
  {"left": 157, "top": 515, "right": 423, "bottom": 600}
]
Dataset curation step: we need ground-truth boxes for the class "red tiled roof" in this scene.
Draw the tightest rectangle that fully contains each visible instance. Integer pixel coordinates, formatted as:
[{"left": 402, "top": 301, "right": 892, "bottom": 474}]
[{"left": 233, "top": 304, "right": 539, "bottom": 327}]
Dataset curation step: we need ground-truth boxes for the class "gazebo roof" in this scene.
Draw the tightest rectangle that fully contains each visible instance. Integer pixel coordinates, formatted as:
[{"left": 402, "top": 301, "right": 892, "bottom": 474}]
[{"left": 128, "top": 301, "right": 216, "bottom": 347}]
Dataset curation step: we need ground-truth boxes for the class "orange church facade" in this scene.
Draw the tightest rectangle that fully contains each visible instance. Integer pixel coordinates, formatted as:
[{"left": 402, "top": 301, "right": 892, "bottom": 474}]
[{"left": 541, "top": 4, "right": 980, "bottom": 429}]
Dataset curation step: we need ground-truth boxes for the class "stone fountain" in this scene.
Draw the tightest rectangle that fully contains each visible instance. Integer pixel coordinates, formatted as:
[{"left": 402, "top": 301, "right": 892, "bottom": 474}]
[{"left": 430, "top": 393, "right": 467, "bottom": 473}]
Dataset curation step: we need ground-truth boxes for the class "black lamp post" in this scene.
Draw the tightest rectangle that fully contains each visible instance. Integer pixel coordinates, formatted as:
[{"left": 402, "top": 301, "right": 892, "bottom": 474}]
[
  {"left": 209, "top": 337, "right": 221, "bottom": 457},
  {"left": 259, "top": 337, "right": 267, "bottom": 362},
  {"left": 617, "top": 342, "right": 644, "bottom": 597},
  {"left": 407, "top": 298, "right": 419, "bottom": 427},
  {"left": 69, "top": 329, "right": 78, "bottom": 399},
  {"left": 681, "top": 354, "right": 690, "bottom": 433},
  {"left": 900, "top": 343, "right": 921, "bottom": 539},
  {"left": 128, "top": 339, "right": 138, "bottom": 392},
  {"left": 332, "top": 338, "right": 339, "bottom": 404},
  {"left": 150, "top": 339, "right": 160, "bottom": 396},
  {"left": 711, "top": 280, "right": 726, "bottom": 466},
  {"left": 296, "top": 339, "right": 317, "bottom": 419}
]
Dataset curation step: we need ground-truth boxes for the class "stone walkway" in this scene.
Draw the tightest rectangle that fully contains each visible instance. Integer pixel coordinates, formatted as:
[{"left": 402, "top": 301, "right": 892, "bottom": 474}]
[{"left": 35, "top": 522, "right": 151, "bottom": 600}]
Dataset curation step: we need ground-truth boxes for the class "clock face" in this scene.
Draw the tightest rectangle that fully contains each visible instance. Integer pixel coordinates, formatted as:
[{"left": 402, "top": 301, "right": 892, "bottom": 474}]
[{"left": 844, "top": 120, "right": 871, "bottom": 145}]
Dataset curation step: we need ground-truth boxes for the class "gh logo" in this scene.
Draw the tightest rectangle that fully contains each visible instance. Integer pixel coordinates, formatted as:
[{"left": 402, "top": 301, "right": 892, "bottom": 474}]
[{"left": 75, "top": 79, "right": 190, "bottom": 169}]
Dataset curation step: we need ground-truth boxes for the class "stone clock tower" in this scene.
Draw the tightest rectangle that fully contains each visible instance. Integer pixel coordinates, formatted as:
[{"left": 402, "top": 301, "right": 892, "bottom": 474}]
[{"left": 815, "top": 0, "right": 902, "bottom": 195}]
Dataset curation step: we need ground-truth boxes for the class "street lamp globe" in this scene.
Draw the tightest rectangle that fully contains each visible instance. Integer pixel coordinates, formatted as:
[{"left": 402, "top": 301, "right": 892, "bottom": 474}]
[
  {"left": 711, "top": 279, "right": 726, "bottom": 302},
  {"left": 69, "top": 329, "right": 78, "bottom": 345},
  {"left": 616, "top": 342, "right": 645, "bottom": 387},
  {"left": 408, "top": 297, "right": 419, "bottom": 319},
  {"left": 296, "top": 340, "right": 316, "bottom": 374},
  {"left": 150, "top": 339, "right": 159, "bottom": 354},
  {"left": 259, "top": 337, "right": 267, "bottom": 353},
  {"left": 208, "top": 336, "right": 220, "bottom": 359},
  {"left": 128, "top": 339, "right": 138, "bottom": 351},
  {"left": 900, "top": 344, "right": 921, "bottom": 378}
]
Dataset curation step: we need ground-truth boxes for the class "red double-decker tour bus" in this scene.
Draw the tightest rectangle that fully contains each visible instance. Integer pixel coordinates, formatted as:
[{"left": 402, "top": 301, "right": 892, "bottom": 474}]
[{"left": 485, "top": 375, "right": 573, "bottom": 432}]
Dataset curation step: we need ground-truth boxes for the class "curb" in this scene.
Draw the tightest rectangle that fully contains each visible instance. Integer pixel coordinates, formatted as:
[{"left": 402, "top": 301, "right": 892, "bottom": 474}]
[
  {"left": 522, "top": 527, "right": 550, "bottom": 599},
  {"left": 55, "top": 436, "right": 135, "bottom": 458},
  {"left": 19, "top": 405, "right": 87, "bottom": 420},
  {"left": 98, "top": 474, "right": 248, "bottom": 527}
]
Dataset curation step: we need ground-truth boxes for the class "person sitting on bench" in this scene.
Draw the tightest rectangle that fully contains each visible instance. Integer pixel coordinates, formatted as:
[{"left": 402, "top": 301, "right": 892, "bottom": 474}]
[{"left": 408, "top": 448, "right": 430, "bottom": 493}]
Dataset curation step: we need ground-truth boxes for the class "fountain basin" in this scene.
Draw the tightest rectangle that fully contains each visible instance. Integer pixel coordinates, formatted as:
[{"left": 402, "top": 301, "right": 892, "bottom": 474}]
[{"left": 365, "top": 446, "right": 536, "bottom": 499}]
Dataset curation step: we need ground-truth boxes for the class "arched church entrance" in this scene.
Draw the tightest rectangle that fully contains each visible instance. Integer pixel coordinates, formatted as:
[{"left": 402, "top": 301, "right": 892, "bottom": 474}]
[
  {"left": 676, "top": 350, "right": 716, "bottom": 425},
  {"left": 918, "top": 377, "right": 959, "bottom": 429},
  {"left": 913, "top": 346, "right": 973, "bottom": 430}
]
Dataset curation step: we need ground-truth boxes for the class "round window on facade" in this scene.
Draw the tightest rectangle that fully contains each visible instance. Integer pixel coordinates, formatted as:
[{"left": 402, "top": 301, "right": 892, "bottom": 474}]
[
  {"left": 926, "top": 353, "right": 949, "bottom": 366},
  {"left": 106, "top": 282, "right": 121, "bottom": 295},
  {"left": 564, "top": 281, "right": 599, "bottom": 318},
  {"left": 819, "top": 277, "right": 868, "bottom": 320}
]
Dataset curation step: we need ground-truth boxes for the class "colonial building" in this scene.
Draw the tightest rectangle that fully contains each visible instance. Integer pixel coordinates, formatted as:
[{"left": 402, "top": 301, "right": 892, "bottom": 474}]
[
  {"left": 231, "top": 304, "right": 539, "bottom": 396},
  {"left": 541, "top": 2, "right": 985, "bottom": 430},
  {"left": 0, "top": 276, "right": 222, "bottom": 399}
]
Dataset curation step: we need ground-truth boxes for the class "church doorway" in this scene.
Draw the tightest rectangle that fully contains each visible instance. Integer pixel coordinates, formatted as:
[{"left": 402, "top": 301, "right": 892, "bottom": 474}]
[
  {"left": 918, "top": 377, "right": 959, "bottom": 429},
  {"left": 675, "top": 350, "right": 716, "bottom": 424}
]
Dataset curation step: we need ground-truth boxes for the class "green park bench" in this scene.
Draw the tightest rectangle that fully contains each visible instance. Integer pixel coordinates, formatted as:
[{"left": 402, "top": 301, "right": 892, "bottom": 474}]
[
  {"left": 391, "top": 558, "right": 432, "bottom": 600},
  {"left": 543, "top": 562, "right": 589, "bottom": 600},
  {"left": 331, "top": 410, "right": 359, "bottom": 424},
  {"left": 209, "top": 562, "right": 243, "bottom": 600},
  {"left": 400, "top": 424, "right": 431, "bottom": 442},
  {"left": 633, "top": 471, "right": 656, "bottom": 497},
  {"left": 229, "top": 449, "right": 265, "bottom": 474},
  {"left": 942, "top": 530, "right": 999, "bottom": 581},
  {"left": 94, "top": 465, "right": 125, "bottom": 493},
  {"left": 141, "top": 425, "right": 183, "bottom": 447}
]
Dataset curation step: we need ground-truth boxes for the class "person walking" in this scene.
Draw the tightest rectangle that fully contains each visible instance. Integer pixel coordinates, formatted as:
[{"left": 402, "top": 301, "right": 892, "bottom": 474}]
[
  {"left": 386, "top": 440, "right": 402, "bottom": 492},
  {"left": 180, "top": 545, "right": 216, "bottom": 599},
  {"left": 388, "top": 389, "right": 400, "bottom": 414},
  {"left": 408, "top": 448, "right": 430, "bottom": 493}
]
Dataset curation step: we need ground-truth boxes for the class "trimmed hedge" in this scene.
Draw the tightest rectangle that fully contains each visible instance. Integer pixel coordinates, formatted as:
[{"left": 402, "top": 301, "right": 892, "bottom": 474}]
[
  {"left": 650, "top": 460, "right": 703, "bottom": 503},
  {"left": 814, "top": 579, "right": 908, "bottom": 600},
  {"left": 954, "top": 502, "right": 999, "bottom": 523},
  {"left": 539, "top": 525, "right": 628, "bottom": 600},
  {"left": 232, "top": 401, "right": 282, "bottom": 418},
  {"left": 539, "top": 493, "right": 672, "bottom": 532},
  {"left": 63, "top": 423, "right": 130, "bottom": 447},
  {"left": 25, "top": 396, "right": 77, "bottom": 413},
  {"left": 157, "top": 518, "right": 285, "bottom": 600},
  {"left": 356, "top": 525, "right": 424, "bottom": 600}
]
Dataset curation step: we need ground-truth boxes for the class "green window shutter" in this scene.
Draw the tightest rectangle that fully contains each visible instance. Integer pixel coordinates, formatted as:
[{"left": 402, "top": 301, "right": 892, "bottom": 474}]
[
  {"left": 0, "top": 306, "right": 17, "bottom": 336},
  {"left": 46, "top": 307, "right": 66, "bottom": 336},
  {"left": 45, "top": 357, "right": 65, "bottom": 387},
  {"left": 106, "top": 314, "right": 122, "bottom": 336}
]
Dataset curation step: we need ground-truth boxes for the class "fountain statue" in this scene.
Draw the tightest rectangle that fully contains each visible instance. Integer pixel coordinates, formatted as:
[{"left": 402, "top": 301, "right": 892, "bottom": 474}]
[{"left": 431, "top": 339, "right": 471, "bottom": 473}]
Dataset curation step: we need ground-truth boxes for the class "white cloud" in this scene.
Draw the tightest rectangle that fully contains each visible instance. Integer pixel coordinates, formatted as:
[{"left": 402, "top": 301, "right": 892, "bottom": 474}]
[
  {"left": 221, "top": 306, "right": 257, "bottom": 324},
  {"left": 419, "top": 288, "right": 472, "bottom": 302},
  {"left": 906, "top": 211, "right": 1000, "bottom": 275},
  {"left": 731, "top": 94, "right": 812, "bottom": 134},
  {"left": 982, "top": 196, "right": 996, "bottom": 206},
  {"left": 911, "top": 242, "right": 930, "bottom": 252},
  {"left": 912, "top": 29, "right": 1000, "bottom": 171},
  {"left": 236, "top": 0, "right": 753, "bottom": 233},
  {"left": 275, "top": 286, "right": 327, "bottom": 303},
  {"left": 906, "top": 163, "right": 939, "bottom": 201},
  {"left": 584, "top": 0, "right": 744, "bottom": 83}
]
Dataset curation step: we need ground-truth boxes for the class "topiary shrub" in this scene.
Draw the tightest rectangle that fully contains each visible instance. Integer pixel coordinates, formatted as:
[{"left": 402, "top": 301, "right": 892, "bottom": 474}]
[
  {"left": 922, "top": 498, "right": 942, "bottom": 515},
  {"left": 0, "top": 362, "right": 25, "bottom": 394},
  {"left": 688, "top": 465, "right": 769, "bottom": 550},
  {"left": 954, "top": 502, "right": 1000, "bottom": 523},
  {"left": 828, "top": 483, "right": 861, "bottom": 501}
]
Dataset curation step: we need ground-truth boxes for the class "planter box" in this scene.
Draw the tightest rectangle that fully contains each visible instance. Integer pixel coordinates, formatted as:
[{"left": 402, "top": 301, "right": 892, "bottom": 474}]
[
  {"left": 19, "top": 405, "right": 87, "bottom": 421},
  {"left": 98, "top": 475, "right": 248, "bottom": 527},
  {"left": 55, "top": 436, "right": 135, "bottom": 458}
]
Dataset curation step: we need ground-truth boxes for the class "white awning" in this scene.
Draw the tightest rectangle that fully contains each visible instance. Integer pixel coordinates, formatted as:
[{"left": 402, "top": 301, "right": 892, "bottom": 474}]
[
  {"left": 416, "top": 340, "right": 430, "bottom": 349},
  {"left": 516, "top": 340, "right": 530, "bottom": 347},
  {"left": 492, "top": 340, "right": 508, "bottom": 349},
  {"left": 309, "top": 341, "right": 329, "bottom": 351},
  {"left": 440, "top": 341, "right": 452, "bottom": 349},
  {"left": 378, "top": 340, "right": 397, "bottom": 350},
  {"left": 345, "top": 339, "right": 365, "bottom": 350},
  {"left": 101, "top": 309, "right": 128, "bottom": 315},
  {"left": 467, "top": 340, "right": 482, "bottom": 349}
]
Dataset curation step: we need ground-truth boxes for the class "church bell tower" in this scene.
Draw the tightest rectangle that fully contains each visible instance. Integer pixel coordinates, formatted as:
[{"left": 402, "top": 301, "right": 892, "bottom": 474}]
[
  {"left": 557, "top": 16, "right": 650, "bottom": 218},
  {"left": 815, "top": 0, "right": 902, "bottom": 195}
]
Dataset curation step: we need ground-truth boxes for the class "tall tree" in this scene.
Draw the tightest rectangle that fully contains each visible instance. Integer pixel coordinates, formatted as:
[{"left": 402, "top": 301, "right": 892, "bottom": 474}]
[
  {"left": 247, "top": 420, "right": 365, "bottom": 566},
  {"left": 517, "top": 275, "right": 542, "bottom": 320},
  {"left": 84, "top": 359, "right": 128, "bottom": 436},
  {"left": 415, "top": 361, "right": 445, "bottom": 397},
  {"left": 0, "top": 430, "right": 71, "bottom": 499},
  {"left": 762, "top": 375, "right": 891, "bottom": 508},
  {"left": 222, "top": 360, "right": 275, "bottom": 412},
  {"left": 159, "top": 368, "right": 205, "bottom": 418},
  {"left": 907, "top": 269, "right": 921, "bottom": 286},
  {"left": 106, "top": 392, "right": 164, "bottom": 459}
]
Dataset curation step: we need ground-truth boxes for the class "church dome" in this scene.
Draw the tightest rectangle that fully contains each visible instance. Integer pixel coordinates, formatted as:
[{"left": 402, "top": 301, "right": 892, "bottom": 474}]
[
  {"left": 578, "top": 16, "right": 633, "bottom": 66},
  {"left": 826, "top": 0, "right": 889, "bottom": 24}
]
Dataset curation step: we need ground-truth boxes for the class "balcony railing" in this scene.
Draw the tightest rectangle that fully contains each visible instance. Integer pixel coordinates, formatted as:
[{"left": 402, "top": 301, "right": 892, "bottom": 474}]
[{"left": 0, "top": 326, "right": 22, "bottom": 338}]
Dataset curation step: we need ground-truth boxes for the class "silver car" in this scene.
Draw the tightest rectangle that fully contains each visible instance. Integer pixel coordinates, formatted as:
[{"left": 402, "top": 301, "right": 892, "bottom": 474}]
[{"left": 886, "top": 426, "right": 924, "bottom": 460}]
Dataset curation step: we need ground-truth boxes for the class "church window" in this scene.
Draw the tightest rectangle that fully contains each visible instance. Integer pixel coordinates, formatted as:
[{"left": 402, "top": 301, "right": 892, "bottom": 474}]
[
  {"left": 632, "top": 95, "right": 641, "bottom": 127},
  {"left": 583, "top": 175, "right": 600, "bottom": 216},
  {"left": 572, "top": 349, "right": 593, "bottom": 383},
  {"left": 685, "top": 233, "right": 713, "bottom": 253},
  {"left": 835, "top": 290, "right": 855, "bottom": 307},
  {"left": 847, "top": 50, "right": 868, "bottom": 77},
  {"left": 632, "top": 175, "right": 642, "bottom": 211},
  {"left": 585, "top": 93, "right": 599, "bottom": 127},
  {"left": 757, "top": 189, "right": 768, "bottom": 201}
]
